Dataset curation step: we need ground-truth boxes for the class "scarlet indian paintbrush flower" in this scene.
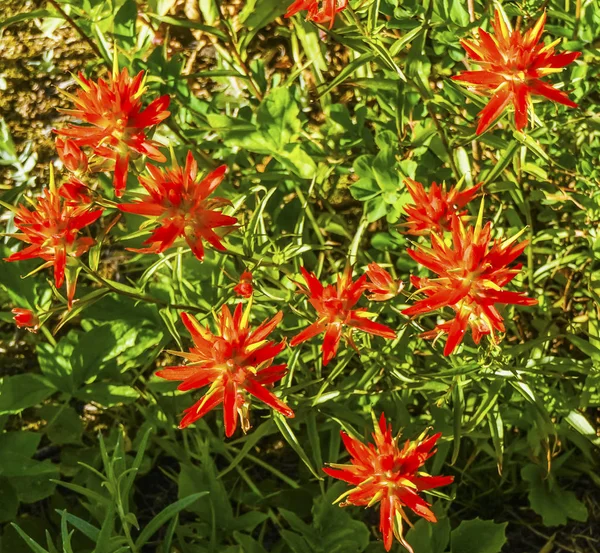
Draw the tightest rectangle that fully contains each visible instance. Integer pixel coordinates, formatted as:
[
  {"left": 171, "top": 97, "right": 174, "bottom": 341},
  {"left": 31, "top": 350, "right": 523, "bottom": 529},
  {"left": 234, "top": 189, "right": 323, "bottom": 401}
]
[
  {"left": 403, "top": 178, "right": 481, "bottom": 236},
  {"left": 364, "top": 263, "right": 404, "bottom": 302},
  {"left": 290, "top": 266, "right": 396, "bottom": 366},
  {"left": 402, "top": 210, "right": 537, "bottom": 355},
  {"left": 324, "top": 414, "right": 454, "bottom": 552},
  {"left": 452, "top": 9, "right": 580, "bottom": 135},
  {"left": 285, "top": 0, "right": 348, "bottom": 29},
  {"left": 156, "top": 301, "right": 294, "bottom": 436},
  {"left": 234, "top": 271, "right": 253, "bottom": 298},
  {"left": 4, "top": 172, "right": 103, "bottom": 309},
  {"left": 55, "top": 67, "right": 170, "bottom": 197},
  {"left": 55, "top": 137, "right": 88, "bottom": 175},
  {"left": 118, "top": 151, "right": 237, "bottom": 261},
  {"left": 11, "top": 308, "right": 39, "bottom": 332}
]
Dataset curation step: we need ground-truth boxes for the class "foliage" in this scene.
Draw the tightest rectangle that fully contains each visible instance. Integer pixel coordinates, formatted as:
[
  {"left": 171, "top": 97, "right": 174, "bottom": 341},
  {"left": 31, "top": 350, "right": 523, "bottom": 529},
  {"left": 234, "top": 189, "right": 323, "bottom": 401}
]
[{"left": 0, "top": 0, "right": 599, "bottom": 552}]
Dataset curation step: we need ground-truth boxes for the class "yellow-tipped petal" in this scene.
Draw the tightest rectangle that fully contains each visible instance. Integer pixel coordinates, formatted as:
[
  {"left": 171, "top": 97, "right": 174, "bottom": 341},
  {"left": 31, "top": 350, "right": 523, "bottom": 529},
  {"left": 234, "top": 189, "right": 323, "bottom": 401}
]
[
  {"left": 49, "top": 164, "right": 56, "bottom": 194},
  {"left": 494, "top": 4, "right": 513, "bottom": 35},
  {"left": 474, "top": 198, "right": 485, "bottom": 241},
  {"left": 112, "top": 47, "right": 119, "bottom": 79},
  {"left": 70, "top": 71, "right": 91, "bottom": 92},
  {"left": 241, "top": 295, "right": 253, "bottom": 329}
]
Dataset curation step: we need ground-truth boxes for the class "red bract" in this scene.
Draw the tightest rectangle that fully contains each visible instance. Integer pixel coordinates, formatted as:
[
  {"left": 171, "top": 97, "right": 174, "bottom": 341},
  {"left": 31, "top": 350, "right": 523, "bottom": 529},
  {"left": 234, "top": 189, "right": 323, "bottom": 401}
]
[
  {"left": 324, "top": 414, "right": 454, "bottom": 552},
  {"left": 59, "top": 177, "right": 93, "bottom": 206},
  {"left": 4, "top": 185, "right": 103, "bottom": 309},
  {"left": 402, "top": 215, "right": 538, "bottom": 355},
  {"left": 290, "top": 266, "right": 396, "bottom": 366},
  {"left": 452, "top": 9, "right": 580, "bottom": 134},
  {"left": 156, "top": 302, "right": 294, "bottom": 436},
  {"left": 365, "top": 263, "right": 404, "bottom": 302},
  {"left": 285, "top": 0, "right": 348, "bottom": 29},
  {"left": 234, "top": 271, "right": 253, "bottom": 298},
  {"left": 55, "top": 137, "right": 88, "bottom": 174},
  {"left": 403, "top": 179, "right": 481, "bottom": 236},
  {"left": 55, "top": 68, "right": 170, "bottom": 197},
  {"left": 118, "top": 152, "right": 236, "bottom": 261},
  {"left": 12, "top": 308, "right": 39, "bottom": 332}
]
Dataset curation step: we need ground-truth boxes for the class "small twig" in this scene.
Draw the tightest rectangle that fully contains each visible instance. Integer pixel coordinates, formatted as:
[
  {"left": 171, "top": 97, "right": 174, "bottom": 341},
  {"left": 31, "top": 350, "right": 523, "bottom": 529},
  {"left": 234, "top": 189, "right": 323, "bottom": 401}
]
[{"left": 47, "top": 0, "right": 104, "bottom": 60}]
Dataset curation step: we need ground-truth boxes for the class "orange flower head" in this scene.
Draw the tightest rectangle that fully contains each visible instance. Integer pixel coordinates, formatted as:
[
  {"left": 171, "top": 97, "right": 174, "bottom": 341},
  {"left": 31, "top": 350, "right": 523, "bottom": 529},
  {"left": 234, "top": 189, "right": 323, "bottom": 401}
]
[
  {"left": 403, "top": 179, "right": 481, "bottom": 236},
  {"left": 56, "top": 137, "right": 88, "bottom": 174},
  {"left": 12, "top": 308, "right": 39, "bottom": 332},
  {"left": 234, "top": 271, "right": 253, "bottom": 298},
  {"left": 4, "top": 184, "right": 103, "bottom": 309},
  {"left": 452, "top": 9, "right": 580, "bottom": 134},
  {"left": 290, "top": 266, "right": 396, "bottom": 366},
  {"left": 118, "top": 152, "right": 237, "bottom": 261},
  {"left": 59, "top": 177, "right": 93, "bottom": 206},
  {"left": 156, "top": 302, "right": 294, "bottom": 436},
  {"left": 285, "top": 0, "right": 348, "bottom": 29},
  {"left": 55, "top": 68, "right": 170, "bottom": 197},
  {"left": 402, "top": 214, "right": 538, "bottom": 355},
  {"left": 365, "top": 263, "right": 404, "bottom": 302},
  {"left": 324, "top": 414, "right": 454, "bottom": 552}
]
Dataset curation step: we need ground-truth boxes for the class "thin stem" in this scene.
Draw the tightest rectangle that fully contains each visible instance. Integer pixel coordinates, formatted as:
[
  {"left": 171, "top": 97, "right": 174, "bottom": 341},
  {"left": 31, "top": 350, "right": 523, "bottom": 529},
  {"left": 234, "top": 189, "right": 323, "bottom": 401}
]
[
  {"left": 217, "top": 17, "right": 263, "bottom": 101},
  {"left": 515, "top": 147, "right": 535, "bottom": 290},
  {"left": 348, "top": 214, "right": 369, "bottom": 266},
  {"left": 47, "top": 0, "right": 104, "bottom": 60},
  {"left": 79, "top": 262, "right": 204, "bottom": 312}
]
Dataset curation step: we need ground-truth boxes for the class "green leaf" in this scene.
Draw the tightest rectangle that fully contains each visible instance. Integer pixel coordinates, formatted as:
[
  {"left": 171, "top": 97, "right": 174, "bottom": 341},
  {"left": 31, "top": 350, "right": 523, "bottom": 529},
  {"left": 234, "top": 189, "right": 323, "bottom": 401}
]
[
  {"left": 257, "top": 88, "right": 301, "bottom": 151},
  {"left": 275, "top": 145, "right": 317, "bottom": 179},
  {"left": 0, "top": 374, "right": 56, "bottom": 415},
  {"left": 406, "top": 516, "right": 450, "bottom": 553},
  {"left": 481, "top": 140, "right": 519, "bottom": 184},
  {"left": 451, "top": 518, "right": 507, "bottom": 553},
  {"left": 239, "top": 0, "right": 286, "bottom": 30},
  {"left": 55, "top": 510, "right": 100, "bottom": 541},
  {"left": 521, "top": 464, "right": 588, "bottom": 526},
  {"left": 274, "top": 415, "right": 322, "bottom": 480},
  {"left": 40, "top": 406, "right": 83, "bottom": 445},
  {"left": 233, "top": 532, "right": 268, "bottom": 553},
  {"left": 9, "top": 524, "right": 49, "bottom": 553},
  {"left": 317, "top": 53, "right": 376, "bottom": 98},
  {"left": 147, "top": 14, "right": 228, "bottom": 40},
  {"left": 113, "top": 0, "right": 137, "bottom": 49},
  {"left": 135, "top": 492, "right": 208, "bottom": 548},
  {"left": 74, "top": 383, "right": 140, "bottom": 407},
  {"left": 0, "top": 477, "right": 19, "bottom": 522},
  {"left": 0, "top": 9, "right": 50, "bottom": 31}
]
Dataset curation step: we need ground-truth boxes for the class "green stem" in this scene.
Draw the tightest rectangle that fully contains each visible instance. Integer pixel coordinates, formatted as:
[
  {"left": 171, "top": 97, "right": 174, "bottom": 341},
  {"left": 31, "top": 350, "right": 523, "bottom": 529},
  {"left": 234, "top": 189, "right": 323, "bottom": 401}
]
[
  {"left": 348, "top": 213, "right": 369, "bottom": 266},
  {"left": 79, "top": 262, "right": 204, "bottom": 312},
  {"left": 515, "top": 147, "right": 535, "bottom": 290}
]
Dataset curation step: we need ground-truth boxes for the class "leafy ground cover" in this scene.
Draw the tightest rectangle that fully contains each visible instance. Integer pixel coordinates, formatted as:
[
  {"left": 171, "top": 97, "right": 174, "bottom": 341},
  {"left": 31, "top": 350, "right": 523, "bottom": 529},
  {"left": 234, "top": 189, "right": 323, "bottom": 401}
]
[{"left": 0, "top": 0, "right": 599, "bottom": 552}]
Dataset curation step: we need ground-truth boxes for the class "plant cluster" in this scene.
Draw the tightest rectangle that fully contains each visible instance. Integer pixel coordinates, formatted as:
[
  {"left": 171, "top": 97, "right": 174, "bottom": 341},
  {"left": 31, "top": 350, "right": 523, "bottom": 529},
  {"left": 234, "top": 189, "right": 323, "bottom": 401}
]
[{"left": 0, "top": 0, "right": 598, "bottom": 552}]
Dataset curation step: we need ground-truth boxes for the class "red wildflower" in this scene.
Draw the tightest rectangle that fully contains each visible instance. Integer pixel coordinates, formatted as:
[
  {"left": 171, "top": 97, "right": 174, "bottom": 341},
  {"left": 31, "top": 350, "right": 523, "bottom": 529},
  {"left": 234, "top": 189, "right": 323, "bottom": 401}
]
[
  {"left": 118, "top": 152, "right": 236, "bottom": 261},
  {"left": 4, "top": 181, "right": 103, "bottom": 309},
  {"left": 55, "top": 137, "right": 88, "bottom": 174},
  {"left": 285, "top": 0, "right": 348, "bottom": 29},
  {"left": 324, "top": 414, "right": 454, "bottom": 552},
  {"left": 234, "top": 271, "right": 253, "bottom": 298},
  {"left": 55, "top": 68, "right": 170, "bottom": 197},
  {"left": 59, "top": 177, "right": 93, "bottom": 205},
  {"left": 365, "top": 263, "right": 404, "bottom": 302},
  {"left": 402, "top": 214, "right": 538, "bottom": 355},
  {"left": 290, "top": 266, "right": 396, "bottom": 366},
  {"left": 452, "top": 9, "right": 580, "bottom": 134},
  {"left": 11, "top": 308, "right": 39, "bottom": 332},
  {"left": 403, "top": 179, "right": 481, "bottom": 236},
  {"left": 156, "top": 302, "right": 294, "bottom": 436}
]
